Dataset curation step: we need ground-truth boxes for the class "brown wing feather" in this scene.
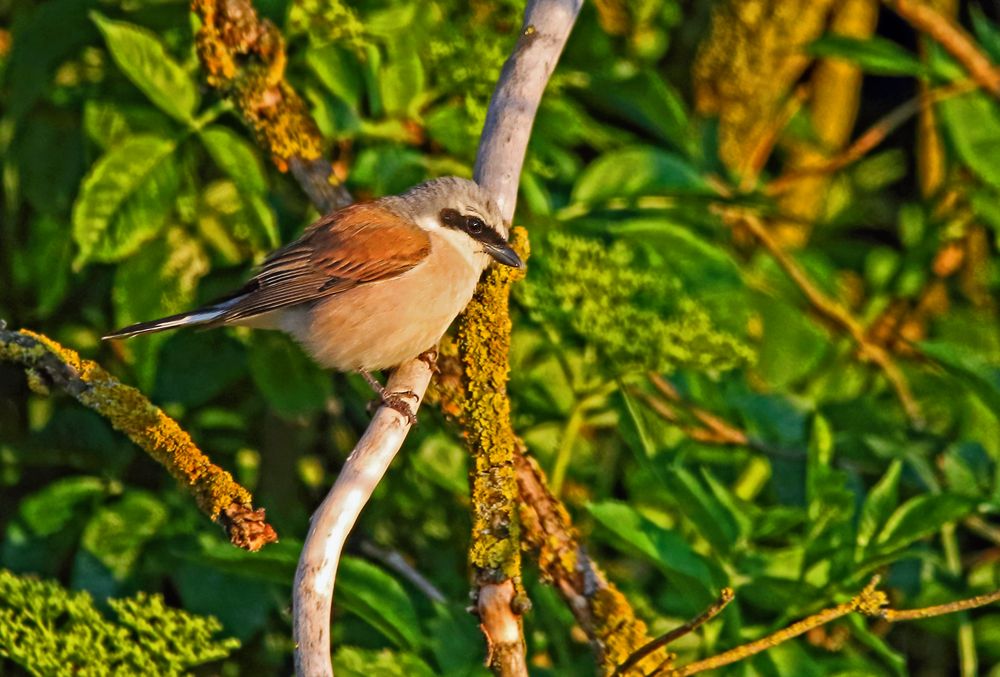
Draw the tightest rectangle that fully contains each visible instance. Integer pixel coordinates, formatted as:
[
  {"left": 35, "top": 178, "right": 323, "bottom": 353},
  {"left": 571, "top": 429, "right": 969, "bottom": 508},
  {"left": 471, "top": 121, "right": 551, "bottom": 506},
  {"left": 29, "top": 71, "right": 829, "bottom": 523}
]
[{"left": 217, "top": 203, "right": 430, "bottom": 323}]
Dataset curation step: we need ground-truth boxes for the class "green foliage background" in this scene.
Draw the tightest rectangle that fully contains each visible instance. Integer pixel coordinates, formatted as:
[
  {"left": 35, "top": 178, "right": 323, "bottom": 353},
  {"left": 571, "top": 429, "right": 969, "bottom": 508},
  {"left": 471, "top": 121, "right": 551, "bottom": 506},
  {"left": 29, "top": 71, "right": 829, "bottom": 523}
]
[{"left": 2, "top": 0, "right": 1000, "bottom": 674}]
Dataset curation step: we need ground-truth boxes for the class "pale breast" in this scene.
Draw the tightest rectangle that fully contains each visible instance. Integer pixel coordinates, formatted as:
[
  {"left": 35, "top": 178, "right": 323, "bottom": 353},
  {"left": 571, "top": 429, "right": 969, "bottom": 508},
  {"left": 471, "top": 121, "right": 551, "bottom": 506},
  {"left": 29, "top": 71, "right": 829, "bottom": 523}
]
[{"left": 284, "top": 229, "right": 487, "bottom": 371}]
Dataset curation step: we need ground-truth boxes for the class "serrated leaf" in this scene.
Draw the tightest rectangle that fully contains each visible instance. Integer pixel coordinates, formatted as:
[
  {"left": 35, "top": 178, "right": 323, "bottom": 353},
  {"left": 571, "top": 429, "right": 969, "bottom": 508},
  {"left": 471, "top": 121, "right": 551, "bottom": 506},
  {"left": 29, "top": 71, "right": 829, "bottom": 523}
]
[
  {"left": 873, "top": 493, "right": 973, "bottom": 555},
  {"left": 199, "top": 126, "right": 267, "bottom": 193},
  {"left": 572, "top": 147, "right": 706, "bottom": 203},
  {"left": 809, "top": 35, "right": 926, "bottom": 77},
  {"left": 856, "top": 459, "right": 903, "bottom": 553},
  {"left": 338, "top": 556, "right": 423, "bottom": 651},
  {"left": 938, "top": 92, "right": 1000, "bottom": 190},
  {"left": 72, "top": 134, "right": 179, "bottom": 266},
  {"left": 307, "top": 44, "right": 364, "bottom": 108},
  {"left": 91, "top": 12, "right": 199, "bottom": 122},
  {"left": 112, "top": 227, "right": 209, "bottom": 388},
  {"left": 83, "top": 99, "right": 174, "bottom": 150}
]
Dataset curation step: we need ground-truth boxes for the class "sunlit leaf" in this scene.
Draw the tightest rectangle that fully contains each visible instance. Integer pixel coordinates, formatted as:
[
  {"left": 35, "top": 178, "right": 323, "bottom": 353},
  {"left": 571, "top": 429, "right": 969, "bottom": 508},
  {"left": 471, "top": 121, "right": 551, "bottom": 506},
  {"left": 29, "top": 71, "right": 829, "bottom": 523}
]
[
  {"left": 91, "top": 13, "right": 199, "bottom": 123},
  {"left": 72, "top": 134, "right": 179, "bottom": 266}
]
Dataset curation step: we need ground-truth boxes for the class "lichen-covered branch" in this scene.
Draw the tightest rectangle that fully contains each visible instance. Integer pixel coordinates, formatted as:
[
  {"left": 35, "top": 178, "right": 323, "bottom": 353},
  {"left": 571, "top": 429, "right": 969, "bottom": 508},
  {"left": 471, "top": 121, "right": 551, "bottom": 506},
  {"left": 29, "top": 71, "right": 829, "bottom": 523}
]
[
  {"left": 515, "top": 452, "right": 671, "bottom": 675},
  {"left": 450, "top": 230, "right": 530, "bottom": 676},
  {"left": 0, "top": 328, "right": 276, "bottom": 552},
  {"left": 665, "top": 577, "right": 1000, "bottom": 676},
  {"left": 191, "top": 0, "right": 351, "bottom": 213}
]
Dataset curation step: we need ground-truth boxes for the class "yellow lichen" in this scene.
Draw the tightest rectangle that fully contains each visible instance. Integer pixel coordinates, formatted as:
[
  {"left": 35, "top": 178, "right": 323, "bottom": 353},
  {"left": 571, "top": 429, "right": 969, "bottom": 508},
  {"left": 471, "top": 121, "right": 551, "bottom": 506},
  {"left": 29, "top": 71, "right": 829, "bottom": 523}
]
[
  {"left": 456, "top": 228, "right": 530, "bottom": 581},
  {"left": 192, "top": 0, "right": 325, "bottom": 167}
]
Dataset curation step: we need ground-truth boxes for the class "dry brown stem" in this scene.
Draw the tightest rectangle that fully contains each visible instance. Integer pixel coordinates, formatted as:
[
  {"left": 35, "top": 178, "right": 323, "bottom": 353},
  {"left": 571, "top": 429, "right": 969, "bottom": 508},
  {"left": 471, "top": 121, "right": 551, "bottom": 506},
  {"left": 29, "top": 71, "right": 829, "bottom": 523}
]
[
  {"left": 516, "top": 452, "right": 670, "bottom": 675},
  {"left": 726, "top": 211, "right": 922, "bottom": 424},
  {"left": 883, "top": 0, "right": 1000, "bottom": 99}
]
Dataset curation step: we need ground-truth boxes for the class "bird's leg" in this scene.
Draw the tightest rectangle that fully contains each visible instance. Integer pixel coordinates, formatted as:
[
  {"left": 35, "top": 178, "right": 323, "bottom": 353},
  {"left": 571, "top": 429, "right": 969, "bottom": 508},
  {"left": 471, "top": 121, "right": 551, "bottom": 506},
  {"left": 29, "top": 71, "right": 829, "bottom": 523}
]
[
  {"left": 359, "top": 369, "right": 419, "bottom": 425},
  {"left": 417, "top": 347, "right": 440, "bottom": 374}
]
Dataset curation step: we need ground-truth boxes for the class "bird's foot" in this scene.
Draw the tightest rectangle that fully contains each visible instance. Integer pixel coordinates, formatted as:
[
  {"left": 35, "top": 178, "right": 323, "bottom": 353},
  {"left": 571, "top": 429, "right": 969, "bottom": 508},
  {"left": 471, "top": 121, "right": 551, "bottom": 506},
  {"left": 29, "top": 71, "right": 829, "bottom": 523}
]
[
  {"left": 360, "top": 369, "right": 419, "bottom": 425},
  {"left": 417, "top": 347, "right": 440, "bottom": 374}
]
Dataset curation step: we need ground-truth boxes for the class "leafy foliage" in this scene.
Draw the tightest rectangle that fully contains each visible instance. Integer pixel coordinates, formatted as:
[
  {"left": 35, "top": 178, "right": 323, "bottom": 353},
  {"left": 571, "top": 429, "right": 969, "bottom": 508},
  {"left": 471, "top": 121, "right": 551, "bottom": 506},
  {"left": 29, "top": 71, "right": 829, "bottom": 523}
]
[{"left": 2, "top": 0, "right": 1000, "bottom": 674}]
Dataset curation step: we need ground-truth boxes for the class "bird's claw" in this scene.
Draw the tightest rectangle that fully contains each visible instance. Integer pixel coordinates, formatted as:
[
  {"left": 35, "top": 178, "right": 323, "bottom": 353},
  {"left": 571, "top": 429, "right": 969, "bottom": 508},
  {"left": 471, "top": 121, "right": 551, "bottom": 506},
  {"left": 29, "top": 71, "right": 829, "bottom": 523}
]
[
  {"left": 417, "top": 347, "right": 440, "bottom": 374},
  {"left": 381, "top": 389, "right": 419, "bottom": 425}
]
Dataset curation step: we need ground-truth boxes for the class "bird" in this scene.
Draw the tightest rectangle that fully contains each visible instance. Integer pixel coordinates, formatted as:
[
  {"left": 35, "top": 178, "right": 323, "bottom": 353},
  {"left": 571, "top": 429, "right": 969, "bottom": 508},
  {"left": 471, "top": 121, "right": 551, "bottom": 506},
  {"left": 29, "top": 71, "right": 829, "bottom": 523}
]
[{"left": 104, "top": 177, "right": 522, "bottom": 422}]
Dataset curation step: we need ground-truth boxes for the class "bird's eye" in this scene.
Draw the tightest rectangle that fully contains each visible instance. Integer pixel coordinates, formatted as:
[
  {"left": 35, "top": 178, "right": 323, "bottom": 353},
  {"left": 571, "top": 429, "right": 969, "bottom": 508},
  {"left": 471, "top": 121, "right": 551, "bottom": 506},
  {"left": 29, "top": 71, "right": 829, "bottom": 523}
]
[{"left": 466, "top": 217, "right": 485, "bottom": 235}]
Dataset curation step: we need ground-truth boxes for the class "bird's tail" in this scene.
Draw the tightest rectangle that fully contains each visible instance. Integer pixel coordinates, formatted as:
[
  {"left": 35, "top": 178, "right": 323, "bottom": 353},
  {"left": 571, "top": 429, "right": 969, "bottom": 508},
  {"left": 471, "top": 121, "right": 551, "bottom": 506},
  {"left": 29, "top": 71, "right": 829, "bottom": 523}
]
[{"left": 102, "top": 300, "right": 238, "bottom": 340}]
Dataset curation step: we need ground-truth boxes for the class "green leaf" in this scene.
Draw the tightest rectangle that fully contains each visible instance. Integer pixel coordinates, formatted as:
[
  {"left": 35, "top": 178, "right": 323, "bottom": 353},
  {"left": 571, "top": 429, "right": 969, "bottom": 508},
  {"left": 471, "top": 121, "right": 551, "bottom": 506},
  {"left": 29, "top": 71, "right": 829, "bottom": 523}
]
[
  {"left": 333, "top": 647, "right": 436, "bottom": 677},
  {"left": 91, "top": 12, "right": 199, "bottom": 122},
  {"left": 83, "top": 99, "right": 174, "bottom": 150},
  {"left": 199, "top": 126, "right": 267, "bottom": 193},
  {"left": 78, "top": 491, "right": 168, "bottom": 581},
  {"left": 113, "top": 227, "right": 209, "bottom": 389},
  {"left": 15, "top": 477, "right": 106, "bottom": 538},
  {"left": 72, "top": 134, "right": 179, "bottom": 266},
  {"left": 808, "top": 35, "right": 926, "bottom": 77},
  {"left": 660, "top": 466, "right": 741, "bottom": 556},
  {"left": 856, "top": 459, "right": 903, "bottom": 553},
  {"left": 572, "top": 147, "right": 706, "bottom": 203},
  {"left": 938, "top": 92, "right": 1000, "bottom": 189},
  {"left": 200, "top": 180, "right": 279, "bottom": 255},
  {"left": 380, "top": 41, "right": 424, "bottom": 118},
  {"left": 970, "top": 7, "right": 1000, "bottom": 62},
  {"left": 307, "top": 44, "right": 364, "bottom": 108},
  {"left": 338, "top": 556, "right": 423, "bottom": 651},
  {"left": 873, "top": 493, "right": 974, "bottom": 556},
  {"left": 587, "top": 500, "right": 719, "bottom": 609},
  {"left": 920, "top": 340, "right": 1000, "bottom": 416},
  {"left": 247, "top": 333, "right": 332, "bottom": 418}
]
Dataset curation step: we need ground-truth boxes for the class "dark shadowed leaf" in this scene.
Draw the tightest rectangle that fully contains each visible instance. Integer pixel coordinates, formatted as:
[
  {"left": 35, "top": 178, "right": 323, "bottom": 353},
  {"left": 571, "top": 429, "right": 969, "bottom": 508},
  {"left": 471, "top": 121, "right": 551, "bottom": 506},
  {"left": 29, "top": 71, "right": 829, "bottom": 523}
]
[
  {"left": 809, "top": 35, "right": 926, "bottom": 77},
  {"left": 338, "top": 556, "right": 423, "bottom": 651}
]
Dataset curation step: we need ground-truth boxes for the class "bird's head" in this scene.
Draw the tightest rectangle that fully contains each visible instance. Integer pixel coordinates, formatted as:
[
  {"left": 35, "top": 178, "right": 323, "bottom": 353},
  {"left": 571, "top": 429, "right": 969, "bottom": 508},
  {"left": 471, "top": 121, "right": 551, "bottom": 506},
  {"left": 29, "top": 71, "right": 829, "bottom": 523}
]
[{"left": 392, "top": 177, "right": 523, "bottom": 269}]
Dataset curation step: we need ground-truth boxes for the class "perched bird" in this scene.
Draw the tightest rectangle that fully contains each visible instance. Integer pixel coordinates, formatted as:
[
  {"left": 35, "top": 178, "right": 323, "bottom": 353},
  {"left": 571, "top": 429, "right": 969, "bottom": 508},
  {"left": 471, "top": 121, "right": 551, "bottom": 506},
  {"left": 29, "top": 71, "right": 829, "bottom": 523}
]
[{"left": 104, "top": 177, "right": 522, "bottom": 421}]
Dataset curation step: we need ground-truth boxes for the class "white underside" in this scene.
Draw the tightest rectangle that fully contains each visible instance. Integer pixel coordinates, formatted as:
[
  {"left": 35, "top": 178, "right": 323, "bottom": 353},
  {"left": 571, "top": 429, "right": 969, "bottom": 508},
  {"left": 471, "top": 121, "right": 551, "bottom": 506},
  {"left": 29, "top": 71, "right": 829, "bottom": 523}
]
[{"left": 273, "top": 224, "right": 488, "bottom": 371}]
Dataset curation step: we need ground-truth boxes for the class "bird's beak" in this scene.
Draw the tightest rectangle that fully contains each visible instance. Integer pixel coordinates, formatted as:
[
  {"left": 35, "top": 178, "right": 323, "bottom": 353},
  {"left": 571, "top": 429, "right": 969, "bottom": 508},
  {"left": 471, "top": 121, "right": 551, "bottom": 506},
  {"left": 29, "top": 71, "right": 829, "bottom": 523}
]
[{"left": 483, "top": 242, "right": 523, "bottom": 268}]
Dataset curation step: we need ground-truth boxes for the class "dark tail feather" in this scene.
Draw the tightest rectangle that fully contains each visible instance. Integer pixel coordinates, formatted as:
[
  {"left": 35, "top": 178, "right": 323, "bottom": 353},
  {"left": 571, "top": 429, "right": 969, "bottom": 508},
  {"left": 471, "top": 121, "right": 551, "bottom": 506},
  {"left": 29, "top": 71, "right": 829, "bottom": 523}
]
[{"left": 102, "top": 306, "right": 229, "bottom": 340}]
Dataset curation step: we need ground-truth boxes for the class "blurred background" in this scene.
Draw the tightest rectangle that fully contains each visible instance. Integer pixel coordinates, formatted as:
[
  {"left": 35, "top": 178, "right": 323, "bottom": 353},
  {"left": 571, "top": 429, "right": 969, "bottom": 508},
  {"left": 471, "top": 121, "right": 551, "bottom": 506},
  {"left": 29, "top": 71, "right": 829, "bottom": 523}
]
[{"left": 2, "top": 0, "right": 1000, "bottom": 674}]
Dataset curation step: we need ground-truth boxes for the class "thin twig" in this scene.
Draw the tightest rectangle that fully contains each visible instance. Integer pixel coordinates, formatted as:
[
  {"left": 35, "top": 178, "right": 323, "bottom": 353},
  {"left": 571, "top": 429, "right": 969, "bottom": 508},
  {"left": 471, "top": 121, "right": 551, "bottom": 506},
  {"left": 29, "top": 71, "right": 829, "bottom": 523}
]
[
  {"left": 359, "top": 541, "right": 446, "bottom": 604},
  {"left": 664, "top": 576, "right": 1000, "bottom": 676},
  {"left": 514, "top": 450, "right": 671, "bottom": 674},
  {"left": 883, "top": 0, "right": 1000, "bottom": 99},
  {"left": 766, "top": 73, "right": 992, "bottom": 195},
  {"left": 612, "top": 588, "right": 734, "bottom": 677}
]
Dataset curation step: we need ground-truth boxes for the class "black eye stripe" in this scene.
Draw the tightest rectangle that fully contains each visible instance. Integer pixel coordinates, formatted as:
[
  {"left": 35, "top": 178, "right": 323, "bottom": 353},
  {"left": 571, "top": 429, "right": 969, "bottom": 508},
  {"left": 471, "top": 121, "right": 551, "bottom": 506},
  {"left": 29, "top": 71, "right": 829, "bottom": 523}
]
[{"left": 439, "top": 208, "right": 507, "bottom": 247}]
